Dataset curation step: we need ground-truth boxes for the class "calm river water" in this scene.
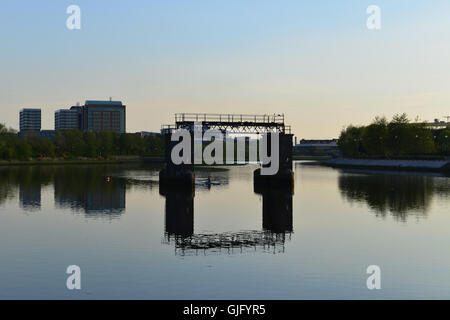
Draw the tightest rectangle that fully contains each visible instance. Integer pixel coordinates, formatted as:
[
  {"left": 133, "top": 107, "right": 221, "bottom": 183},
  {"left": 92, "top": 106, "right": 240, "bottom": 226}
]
[{"left": 0, "top": 161, "right": 449, "bottom": 299}]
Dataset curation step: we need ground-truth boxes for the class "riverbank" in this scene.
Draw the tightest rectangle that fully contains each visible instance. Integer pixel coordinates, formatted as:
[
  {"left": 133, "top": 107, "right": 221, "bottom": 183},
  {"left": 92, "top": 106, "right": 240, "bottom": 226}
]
[
  {"left": 321, "top": 158, "right": 450, "bottom": 172},
  {"left": 293, "top": 155, "right": 332, "bottom": 161},
  {"left": 0, "top": 156, "right": 165, "bottom": 166}
]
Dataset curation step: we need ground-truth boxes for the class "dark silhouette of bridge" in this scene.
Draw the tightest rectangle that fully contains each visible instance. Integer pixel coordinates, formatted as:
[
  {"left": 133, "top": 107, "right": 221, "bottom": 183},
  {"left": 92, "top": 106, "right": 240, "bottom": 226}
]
[
  {"left": 163, "top": 113, "right": 291, "bottom": 134},
  {"left": 159, "top": 113, "right": 294, "bottom": 188}
]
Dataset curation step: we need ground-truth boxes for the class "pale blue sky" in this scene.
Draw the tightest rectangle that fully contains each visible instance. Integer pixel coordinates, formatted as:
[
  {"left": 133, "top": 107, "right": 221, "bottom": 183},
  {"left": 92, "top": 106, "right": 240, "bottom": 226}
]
[{"left": 1, "top": 1, "right": 450, "bottom": 138}]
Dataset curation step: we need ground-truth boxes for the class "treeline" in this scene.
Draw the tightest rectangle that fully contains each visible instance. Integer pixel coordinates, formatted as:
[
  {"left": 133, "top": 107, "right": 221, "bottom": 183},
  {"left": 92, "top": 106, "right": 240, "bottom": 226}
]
[
  {"left": 0, "top": 125, "right": 164, "bottom": 160},
  {"left": 338, "top": 114, "right": 450, "bottom": 159}
]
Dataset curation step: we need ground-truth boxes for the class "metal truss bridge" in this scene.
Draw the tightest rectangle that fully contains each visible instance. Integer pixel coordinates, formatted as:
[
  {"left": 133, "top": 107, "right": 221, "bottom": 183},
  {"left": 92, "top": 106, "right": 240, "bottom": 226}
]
[{"left": 162, "top": 113, "right": 291, "bottom": 134}]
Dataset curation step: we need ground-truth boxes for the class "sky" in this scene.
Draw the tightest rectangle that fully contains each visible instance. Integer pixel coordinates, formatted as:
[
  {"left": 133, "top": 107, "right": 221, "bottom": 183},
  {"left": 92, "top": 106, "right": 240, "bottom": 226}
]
[{"left": 1, "top": 0, "right": 450, "bottom": 138}]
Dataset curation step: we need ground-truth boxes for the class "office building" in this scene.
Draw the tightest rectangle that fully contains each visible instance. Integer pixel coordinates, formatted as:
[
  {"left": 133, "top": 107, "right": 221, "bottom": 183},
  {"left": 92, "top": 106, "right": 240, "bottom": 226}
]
[
  {"left": 19, "top": 108, "right": 41, "bottom": 132},
  {"left": 55, "top": 107, "right": 81, "bottom": 130},
  {"left": 138, "top": 131, "right": 161, "bottom": 138},
  {"left": 82, "top": 100, "right": 126, "bottom": 133},
  {"left": 294, "top": 139, "right": 340, "bottom": 157}
]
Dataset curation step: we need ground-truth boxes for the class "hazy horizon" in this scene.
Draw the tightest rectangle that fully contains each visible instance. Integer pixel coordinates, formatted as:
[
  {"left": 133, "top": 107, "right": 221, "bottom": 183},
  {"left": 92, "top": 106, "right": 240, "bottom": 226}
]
[{"left": 1, "top": 0, "right": 450, "bottom": 139}]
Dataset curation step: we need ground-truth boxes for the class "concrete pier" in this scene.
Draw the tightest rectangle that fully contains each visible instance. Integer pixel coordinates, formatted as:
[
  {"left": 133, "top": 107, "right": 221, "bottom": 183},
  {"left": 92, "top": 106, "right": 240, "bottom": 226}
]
[
  {"left": 159, "top": 132, "right": 195, "bottom": 188},
  {"left": 254, "top": 133, "right": 294, "bottom": 187}
]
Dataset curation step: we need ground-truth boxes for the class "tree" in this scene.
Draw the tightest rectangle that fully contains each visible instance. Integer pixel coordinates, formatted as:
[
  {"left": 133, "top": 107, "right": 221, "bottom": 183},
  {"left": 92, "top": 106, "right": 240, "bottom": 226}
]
[
  {"left": 84, "top": 131, "right": 98, "bottom": 158},
  {"left": 15, "top": 140, "right": 32, "bottom": 160},
  {"left": 362, "top": 116, "right": 388, "bottom": 158},
  {"left": 97, "top": 131, "right": 114, "bottom": 158},
  {"left": 436, "top": 129, "right": 450, "bottom": 156},
  {"left": 408, "top": 124, "right": 436, "bottom": 155},
  {"left": 387, "top": 113, "right": 415, "bottom": 157},
  {"left": 338, "top": 126, "right": 365, "bottom": 158},
  {"left": 339, "top": 114, "right": 439, "bottom": 159},
  {"left": 55, "top": 129, "right": 85, "bottom": 157}
]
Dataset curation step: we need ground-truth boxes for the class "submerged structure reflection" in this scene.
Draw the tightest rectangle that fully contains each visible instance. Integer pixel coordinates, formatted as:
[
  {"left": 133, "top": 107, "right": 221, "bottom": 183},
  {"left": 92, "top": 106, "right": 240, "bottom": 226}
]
[{"left": 160, "top": 180, "right": 293, "bottom": 256}]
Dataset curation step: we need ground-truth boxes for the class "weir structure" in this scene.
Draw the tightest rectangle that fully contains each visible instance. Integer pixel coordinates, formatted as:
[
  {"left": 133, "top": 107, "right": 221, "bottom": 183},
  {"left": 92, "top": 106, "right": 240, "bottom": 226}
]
[{"left": 159, "top": 113, "right": 294, "bottom": 187}]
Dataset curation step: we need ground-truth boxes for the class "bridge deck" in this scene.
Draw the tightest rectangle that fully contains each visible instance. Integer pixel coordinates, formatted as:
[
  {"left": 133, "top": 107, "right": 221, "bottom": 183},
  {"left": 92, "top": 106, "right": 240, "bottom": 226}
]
[
  {"left": 163, "top": 113, "right": 291, "bottom": 134},
  {"left": 175, "top": 113, "right": 285, "bottom": 123}
]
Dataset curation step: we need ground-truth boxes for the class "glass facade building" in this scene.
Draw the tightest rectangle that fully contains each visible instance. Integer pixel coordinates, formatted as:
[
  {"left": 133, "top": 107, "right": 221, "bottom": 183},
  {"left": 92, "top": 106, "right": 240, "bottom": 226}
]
[
  {"left": 19, "top": 108, "right": 41, "bottom": 132},
  {"left": 55, "top": 108, "right": 81, "bottom": 130},
  {"left": 82, "top": 100, "right": 126, "bottom": 133}
]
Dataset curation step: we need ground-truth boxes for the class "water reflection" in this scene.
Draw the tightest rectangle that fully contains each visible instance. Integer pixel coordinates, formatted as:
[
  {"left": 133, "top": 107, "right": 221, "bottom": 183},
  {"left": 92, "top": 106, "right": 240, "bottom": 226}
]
[
  {"left": 54, "top": 166, "right": 126, "bottom": 218},
  {"left": 255, "top": 183, "right": 293, "bottom": 234},
  {"left": 0, "top": 166, "right": 126, "bottom": 219},
  {"left": 160, "top": 186, "right": 194, "bottom": 238},
  {"left": 0, "top": 167, "right": 52, "bottom": 211},
  {"left": 160, "top": 181, "right": 293, "bottom": 256},
  {"left": 338, "top": 171, "right": 438, "bottom": 221}
]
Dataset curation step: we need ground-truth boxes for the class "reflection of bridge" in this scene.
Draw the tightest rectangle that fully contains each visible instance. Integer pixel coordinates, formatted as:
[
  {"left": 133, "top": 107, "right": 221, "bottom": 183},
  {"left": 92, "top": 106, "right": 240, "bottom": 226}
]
[
  {"left": 159, "top": 113, "right": 294, "bottom": 187},
  {"left": 164, "top": 230, "right": 290, "bottom": 256},
  {"left": 160, "top": 180, "right": 293, "bottom": 256}
]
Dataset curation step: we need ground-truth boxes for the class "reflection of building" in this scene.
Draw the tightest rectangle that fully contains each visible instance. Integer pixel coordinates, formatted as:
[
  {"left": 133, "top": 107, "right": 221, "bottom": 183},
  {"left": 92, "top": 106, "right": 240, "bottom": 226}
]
[
  {"left": 55, "top": 184, "right": 125, "bottom": 216},
  {"left": 19, "top": 183, "right": 41, "bottom": 211},
  {"left": 19, "top": 108, "right": 41, "bottom": 133},
  {"left": 82, "top": 100, "right": 126, "bottom": 133},
  {"left": 84, "top": 184, "right": 126, "bottom": 214},
  {"left": 54, "top": 168, "right": 126, "bottom": 218}
]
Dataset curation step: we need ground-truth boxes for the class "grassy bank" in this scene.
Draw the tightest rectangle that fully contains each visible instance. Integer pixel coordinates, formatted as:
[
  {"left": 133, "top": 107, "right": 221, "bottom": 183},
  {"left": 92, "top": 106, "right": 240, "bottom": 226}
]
[
  {"left": 320, "top": 158, "right": 450, "bottom": 173},
  {"left": 293, "top": 155, "right": 332, "bottom": 161},
  {"left": 0, "top": 156, "right": 164, "bottom": 166}
]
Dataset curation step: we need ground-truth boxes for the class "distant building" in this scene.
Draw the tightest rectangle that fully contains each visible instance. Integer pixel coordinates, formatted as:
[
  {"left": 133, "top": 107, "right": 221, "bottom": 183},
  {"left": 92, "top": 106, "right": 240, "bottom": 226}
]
[
  {"left": 19, "top": 108, "right": 41, "bottom": 133},
  {"left": 39, "top": 130, "right": 55, "bottom": 141},
  {"left": 294, "top": 139, "right": 340, "bottom": 157},
  {"left": 296, "top": 139, "right": 338, "bottom": 147},
  {"left": 138, "top": 131, "right": 161, "bottom": 138},
  {"left": 55, "top": 108, "right": 81, "bottom": 130},
  {"left": 82, "top": 100, "right": 126, "bottom": 133}
]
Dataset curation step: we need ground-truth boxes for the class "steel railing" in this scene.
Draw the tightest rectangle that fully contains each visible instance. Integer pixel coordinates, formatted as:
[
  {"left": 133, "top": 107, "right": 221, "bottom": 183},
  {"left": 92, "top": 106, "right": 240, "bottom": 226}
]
[{"left": 175, "top": 113, "right": 285, "bottom": 124}]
